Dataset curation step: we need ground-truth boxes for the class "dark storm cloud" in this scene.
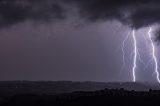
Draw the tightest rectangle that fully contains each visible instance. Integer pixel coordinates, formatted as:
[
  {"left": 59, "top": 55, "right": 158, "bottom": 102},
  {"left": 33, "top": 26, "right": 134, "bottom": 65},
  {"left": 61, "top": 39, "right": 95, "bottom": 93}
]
[
  {"left": 0, "top": 0, "right": 64, "bottom": 28},
  {"left": 1, "top": 0, "right": 160, "bottom": 40},
  {"left": 65, "top": 0, "right": 160, "bottom": 41},
  {"left": 66, "top": 0, "right": 160, "bottom": 28},
  {"left": 1, "top": 0, "right": 160, "bottom": 29}
]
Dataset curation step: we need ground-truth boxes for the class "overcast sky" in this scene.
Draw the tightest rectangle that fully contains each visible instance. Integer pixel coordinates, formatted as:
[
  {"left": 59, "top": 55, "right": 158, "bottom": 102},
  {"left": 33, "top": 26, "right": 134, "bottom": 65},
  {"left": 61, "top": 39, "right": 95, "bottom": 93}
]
[{"left": 1, "top": 0, "right": 160, "bottom": 82}]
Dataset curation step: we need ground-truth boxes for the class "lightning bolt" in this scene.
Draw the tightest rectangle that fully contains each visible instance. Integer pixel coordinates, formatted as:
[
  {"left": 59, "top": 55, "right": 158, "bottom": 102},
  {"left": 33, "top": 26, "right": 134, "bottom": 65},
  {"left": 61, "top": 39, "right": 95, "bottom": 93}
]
[
  {"left": 121, "top": 30, "right": 138, "bottom": 82},
  {"left": 121, "top": 27, "right": 160, "bottom": 83},
  {"left": 148, "top": 27, "right": 160, "bottom": 83},
  {"left": 121, "top": 31, "right": 130, "bottom": 70},
  {"left": 132, "top": 29, "right": 137, "bottom": 82}
]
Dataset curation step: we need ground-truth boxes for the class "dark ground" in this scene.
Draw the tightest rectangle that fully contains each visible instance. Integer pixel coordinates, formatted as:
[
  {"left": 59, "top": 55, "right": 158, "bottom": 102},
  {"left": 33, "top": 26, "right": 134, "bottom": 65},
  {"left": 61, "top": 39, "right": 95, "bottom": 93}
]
[
  {"left": 0, "top": 81, "right": 160, "bottom": 106},
  {"left": 1, "top": 88, "right": 160, "bottom": 106}
]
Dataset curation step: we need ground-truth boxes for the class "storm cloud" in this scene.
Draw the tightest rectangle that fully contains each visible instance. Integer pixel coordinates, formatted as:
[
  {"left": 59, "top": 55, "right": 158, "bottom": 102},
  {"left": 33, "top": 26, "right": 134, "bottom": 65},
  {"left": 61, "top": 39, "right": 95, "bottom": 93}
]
[
  {"left": 0, "top": 0, "right": 65, "bottom": 28},
  {"left": 1, "top": 0, "right": 160, "bottom": 39}
]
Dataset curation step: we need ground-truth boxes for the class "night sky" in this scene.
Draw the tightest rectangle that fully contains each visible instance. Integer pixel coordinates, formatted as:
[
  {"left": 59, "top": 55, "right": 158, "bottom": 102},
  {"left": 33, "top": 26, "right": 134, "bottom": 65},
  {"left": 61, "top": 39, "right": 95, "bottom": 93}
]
[{"left": 1, "top": 0, "right": 160, "bottom": 82}]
